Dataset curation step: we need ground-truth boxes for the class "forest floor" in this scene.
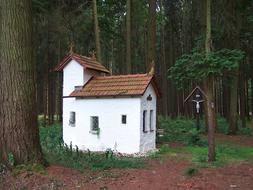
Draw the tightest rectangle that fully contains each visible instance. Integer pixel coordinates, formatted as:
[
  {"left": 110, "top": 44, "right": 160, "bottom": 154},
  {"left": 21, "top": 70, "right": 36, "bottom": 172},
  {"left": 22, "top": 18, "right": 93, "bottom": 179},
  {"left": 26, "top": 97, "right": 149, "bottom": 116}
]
[{"left": 1, "top": 134, "right": 253, "bottom": 190}]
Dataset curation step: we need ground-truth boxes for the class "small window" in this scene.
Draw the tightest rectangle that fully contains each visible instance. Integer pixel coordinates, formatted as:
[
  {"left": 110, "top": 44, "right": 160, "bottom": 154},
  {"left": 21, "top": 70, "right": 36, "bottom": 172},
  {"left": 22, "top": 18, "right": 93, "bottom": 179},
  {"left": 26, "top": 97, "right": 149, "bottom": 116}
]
[
  {"left": 122, "top": 115, "right": 127, "bottom": 124},
  {"left": 150, "top": 110, "right": 154, "bottom": 131},
  {"left": 90, "top": 116, "right": 99, "bottom": 133},
  {"left": 143, "top": 110, "right": 147, "bottom": 133},
  {"left": 69, "top": 111, "right": 76, "bottom": 126}
]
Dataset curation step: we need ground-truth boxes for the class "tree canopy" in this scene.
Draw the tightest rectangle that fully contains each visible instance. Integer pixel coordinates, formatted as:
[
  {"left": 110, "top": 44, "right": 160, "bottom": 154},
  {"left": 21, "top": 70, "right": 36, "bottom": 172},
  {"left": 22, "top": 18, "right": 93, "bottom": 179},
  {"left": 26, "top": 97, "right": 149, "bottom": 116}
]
[{"left": 169, "top": 49, "right": 245, "bottom": 88}]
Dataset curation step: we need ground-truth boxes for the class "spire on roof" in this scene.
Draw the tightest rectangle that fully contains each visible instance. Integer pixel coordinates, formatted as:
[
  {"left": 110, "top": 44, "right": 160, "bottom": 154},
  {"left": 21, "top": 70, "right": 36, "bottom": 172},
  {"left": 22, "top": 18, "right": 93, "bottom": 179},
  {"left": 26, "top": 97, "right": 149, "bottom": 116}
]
[
  {"left": 69, "top": 42, "right": 74, "bottom": 54},
  {"left": 90, "top": 50, "right": 97, "bottom": 60},
  {"left": 148, "top": 60, "right": 155, "bottom": 76}
]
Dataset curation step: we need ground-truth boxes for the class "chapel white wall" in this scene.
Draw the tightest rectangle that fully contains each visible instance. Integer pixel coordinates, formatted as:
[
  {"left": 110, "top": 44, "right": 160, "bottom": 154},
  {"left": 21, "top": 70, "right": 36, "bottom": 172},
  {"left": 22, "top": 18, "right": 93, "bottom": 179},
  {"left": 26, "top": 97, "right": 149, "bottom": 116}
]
[
  {"left": 63, "top": 60, "right": 84, "bottom": 96},
  {"left": 139, "top": 84, "right": 157, "bottom": 153},
  {"left": 63, "top": 60, "right": 104, "bottom": 97},
  {"left": 63, "top": 97, "right": 141, "bottom": 154}
]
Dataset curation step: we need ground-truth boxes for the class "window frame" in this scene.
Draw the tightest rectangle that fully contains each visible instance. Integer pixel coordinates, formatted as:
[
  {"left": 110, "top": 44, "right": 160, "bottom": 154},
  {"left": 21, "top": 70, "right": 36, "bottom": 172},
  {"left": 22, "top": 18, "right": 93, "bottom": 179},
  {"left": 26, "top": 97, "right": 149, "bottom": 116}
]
[
  {"left": 90, "top": 116, "right": 99, "bottom": 134},
  {"left": 121, "top": 115, "right": 127, "bottom": 124},
  {"left": 150, "top": 110, "right": 154, "bottom": 132},
  {"left": 143, "top": 110, "right": 147, "bottom": 133},
  {"left": 69, "top": 111, "right": 76, "bottom": 127}
]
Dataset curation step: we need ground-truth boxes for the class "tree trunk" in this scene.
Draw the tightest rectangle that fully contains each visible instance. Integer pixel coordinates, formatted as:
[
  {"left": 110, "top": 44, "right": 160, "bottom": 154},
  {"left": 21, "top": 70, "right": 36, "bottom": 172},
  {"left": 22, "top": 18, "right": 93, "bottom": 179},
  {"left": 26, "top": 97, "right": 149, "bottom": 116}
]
[
  {"left": 205, "top": 0, "right": 216, "bottom": 162},
  {"left": 160, "top": 0, "right": 168, "bottom": 116},
  {"left": 239, "top": 69, "right": 246, "bottom": 128},
  {"left": 126, "top": 0, "right": 132, "bottom": 74},
  {"left": 93, "top": 0, "right": 102, "bottom": 62},
  {"left": 203, "top": 78, "right": 216, "bottom": 162},
  {"left": 147, "top": 0, "right": 157, "bottom": 71},
  {"left": 227, "top": 0, "right": 241, "bottom": 134},
  {"left": 0, "top": 0, "right": 43, "bottom": 164},
  {"left": 228, "top": 76, "right": 238, "bottom": 134}
]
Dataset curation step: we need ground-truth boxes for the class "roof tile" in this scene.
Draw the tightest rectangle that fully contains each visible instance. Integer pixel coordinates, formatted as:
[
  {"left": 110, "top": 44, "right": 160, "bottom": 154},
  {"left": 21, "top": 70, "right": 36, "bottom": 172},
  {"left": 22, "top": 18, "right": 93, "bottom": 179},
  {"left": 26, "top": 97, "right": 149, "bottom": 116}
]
[
  {"left": 69, "top": 74, "right": 160, "bottom": 98},
  {"left": 54, "top": 53, "right": 110, "bottom": 73}
]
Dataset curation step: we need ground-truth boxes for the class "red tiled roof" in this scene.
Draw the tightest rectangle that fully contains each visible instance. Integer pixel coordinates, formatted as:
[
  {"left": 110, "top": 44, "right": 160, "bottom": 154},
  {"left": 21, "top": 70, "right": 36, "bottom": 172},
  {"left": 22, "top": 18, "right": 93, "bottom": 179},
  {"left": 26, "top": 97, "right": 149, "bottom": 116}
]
[
  {"left": 54, "top": 53, "right": 110, "bottom": 73},
  {"left": 68, "top": 74, "right": 160, "bottom": 98}
]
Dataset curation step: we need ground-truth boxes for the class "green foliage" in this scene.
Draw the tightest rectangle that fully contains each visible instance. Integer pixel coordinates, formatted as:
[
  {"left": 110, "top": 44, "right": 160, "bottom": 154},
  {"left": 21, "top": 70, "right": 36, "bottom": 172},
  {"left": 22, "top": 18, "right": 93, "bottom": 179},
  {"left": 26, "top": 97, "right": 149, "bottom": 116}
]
[
  {"left": 158, "top": 144, "right": 171, "bottom": 154},
  {"left": 7, "top": 153, "right": 15, "bottom": 167},
  {"left": 209, "top": 116, "right": 252, "bottom": 136},
  {"left": 157, "top": 117, "right": 253, "bottom": 167},
  {"left": 238, "top": 127, "right": 252, "bottom": 136},
  {"left": 184, "top": 167, "right": 199, "bottom": 177},
  {"left": 152, "top": 142, "right": 253, "bottom": 168},
  {"left": 216, "top": 116, "right": 229, "bottom": 134},
  {"left": 99, "top": 186, "right": 109, "bottom": 190},
  {"left": 40, "top": 124, "right": 146, "bottom": 171},
  {"left": 169, "top": 48, "right": 245, "bottom": 88},
  {"left": 149, "top": 144, "right": 179, "bottom": 160},
  {"left": 187, "top": 144, "right": 253, "bottom": 167},
  {"left": 13, "top": 164, "right": 46, "bottom": 176},
  {"left": 158, "top": 117, "right": 207, "bottom": 146}
]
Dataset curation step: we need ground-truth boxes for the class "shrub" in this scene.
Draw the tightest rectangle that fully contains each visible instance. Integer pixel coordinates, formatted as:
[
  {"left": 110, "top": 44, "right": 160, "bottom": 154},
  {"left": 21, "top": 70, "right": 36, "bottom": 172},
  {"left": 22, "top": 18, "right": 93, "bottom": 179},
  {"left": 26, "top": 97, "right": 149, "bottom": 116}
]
[
  {"left": 13, "top": 163, "right": 46, "bottom": 176},
  {"left": 216, "top": 117, "right": 229, "bottom": 134},
  {"left": 184, "top": 167, "right": 198, "bottom": 177},
  {"left": 158, "top": 117, "right": 206, "bottom": 146},
  {"left": 238, "top": 126, "right": 252, "bottom": 136},
  {"left": 215, "top": 117, "right": 252, "bottom": 136}
]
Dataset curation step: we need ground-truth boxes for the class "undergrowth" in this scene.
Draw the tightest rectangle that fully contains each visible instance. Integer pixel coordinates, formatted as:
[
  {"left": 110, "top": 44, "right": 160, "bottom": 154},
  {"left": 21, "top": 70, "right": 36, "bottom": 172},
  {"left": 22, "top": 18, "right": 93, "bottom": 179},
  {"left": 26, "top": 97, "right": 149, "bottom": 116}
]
[
  {"left": 152, "top": 143, "right": 253, "bottom": 168},
  {"left": 158, "top": 116, "right": 252, "bottom": 145},
  {"left": 157, "top": 116, "right": 207, "bottom": 146},
  {"left": 39, "top": 124, "right": 146, "bottom": 171},
  {"left": 184, "top": 167, "right": 199, "bottom": 177},
  {"left": 13, "top": 163, "right": 46, "bottom": 176},
  {"left": 153, "top": 116, "right": 253, "bottom": 171}
]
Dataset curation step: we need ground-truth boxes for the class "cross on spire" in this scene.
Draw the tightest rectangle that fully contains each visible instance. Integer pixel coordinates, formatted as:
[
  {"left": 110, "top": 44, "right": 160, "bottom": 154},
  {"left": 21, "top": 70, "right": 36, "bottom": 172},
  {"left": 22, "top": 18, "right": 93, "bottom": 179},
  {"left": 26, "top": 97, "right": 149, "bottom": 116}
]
[
  {"left": 90, "top": 50, "right": 96, "bottom": 60},
  {"left": 69, "top": 42, "right": 74, "bottom": 54}
]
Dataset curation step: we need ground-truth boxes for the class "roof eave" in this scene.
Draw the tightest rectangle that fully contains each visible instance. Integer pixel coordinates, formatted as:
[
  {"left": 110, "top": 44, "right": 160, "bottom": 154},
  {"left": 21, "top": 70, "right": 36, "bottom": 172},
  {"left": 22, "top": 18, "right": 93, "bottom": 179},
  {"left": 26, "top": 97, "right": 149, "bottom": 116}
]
[{"left": 63, "top": 94, "right": 142, "bottom": 99}]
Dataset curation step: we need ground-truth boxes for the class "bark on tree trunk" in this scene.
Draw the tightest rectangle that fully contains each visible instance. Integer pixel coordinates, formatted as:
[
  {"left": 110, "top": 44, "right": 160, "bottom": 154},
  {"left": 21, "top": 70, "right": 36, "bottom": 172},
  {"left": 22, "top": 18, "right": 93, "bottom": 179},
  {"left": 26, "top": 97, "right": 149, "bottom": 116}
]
[
  {"left": 205, "top": 0, "right": 216, "bottom": 162},
  {"left": 228, "top": 76, "right": 238, "bottom": 134},
  {"left": 126, "top": 0, "right": 132, "bottom": 74},
  {"left": 227, "top": 0, "right": 241, "bottom": 134},
  {"left": 0, "top": 0, "right": 43, "bottom": 165},
  {"left": 239, "top": 69, "right": 246, "bottom": 128},
  {"left": 147, "top": 0, "right": 157, "bottom": 71},
  {"left": 203, "top": 78, "right": 216, "bottom": 162},
  {"left": 160, "top": 0, "right": 168, "bottom": 116},
  {"left": 93, "top": 0, "right": 102, "bottom": 62}
]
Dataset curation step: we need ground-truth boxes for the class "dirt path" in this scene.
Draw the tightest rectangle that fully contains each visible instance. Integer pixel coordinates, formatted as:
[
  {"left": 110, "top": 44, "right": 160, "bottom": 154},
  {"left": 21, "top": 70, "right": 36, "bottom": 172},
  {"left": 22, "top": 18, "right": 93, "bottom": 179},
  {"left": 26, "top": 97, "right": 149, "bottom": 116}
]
[
  {"left": 1, "top": 158, "right": 253, "bottom": 190},
  {"left": 1, "top": 134, "right": 253, "bottom": 190}
]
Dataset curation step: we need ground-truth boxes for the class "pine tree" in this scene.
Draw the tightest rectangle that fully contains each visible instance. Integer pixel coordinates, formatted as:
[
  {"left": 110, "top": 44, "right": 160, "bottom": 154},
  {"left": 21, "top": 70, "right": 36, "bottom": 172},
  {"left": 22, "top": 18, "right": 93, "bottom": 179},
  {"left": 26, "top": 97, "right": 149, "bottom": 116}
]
[{"left": 0, "top": 0, "right": 43, "bottom": 164}]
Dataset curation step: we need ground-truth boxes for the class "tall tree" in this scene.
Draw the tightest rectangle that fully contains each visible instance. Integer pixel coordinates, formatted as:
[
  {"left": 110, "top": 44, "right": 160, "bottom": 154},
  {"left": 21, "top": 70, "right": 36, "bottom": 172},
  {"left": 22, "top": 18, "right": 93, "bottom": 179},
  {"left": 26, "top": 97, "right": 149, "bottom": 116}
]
[
  {"left": 226, "top": 0, "right": 242, "bottom": 134},
  {"left": 126, "top": 0, "right": 132, "bottom": 73},
  {"left": 93, "top": 0, "right": 102, "bottom": 62},
  {"left": 203, "top": 0, "right": 216, "bottom": 162},
  {"left": 0, "top": 0, "right": 43, "bottom": 164},
  {"left": 147, "top": 0, "right": 157, "bottom": 71},
  {"left": 159, "top": 0, "right": 168, "bottom": 116}
]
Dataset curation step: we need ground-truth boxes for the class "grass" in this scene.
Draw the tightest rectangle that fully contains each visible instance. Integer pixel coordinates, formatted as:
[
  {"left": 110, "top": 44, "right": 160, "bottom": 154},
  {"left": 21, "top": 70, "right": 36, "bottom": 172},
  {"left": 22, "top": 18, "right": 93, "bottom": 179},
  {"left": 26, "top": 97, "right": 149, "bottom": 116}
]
[
  {"left": 39, "top": 123, "right": 146, "bottom": 171},
  {"left": 13, "top": 163, "right": 47, "bottom": 176},
  {"left": 151, "top": 143, "right": 253, "bottom": 168}
]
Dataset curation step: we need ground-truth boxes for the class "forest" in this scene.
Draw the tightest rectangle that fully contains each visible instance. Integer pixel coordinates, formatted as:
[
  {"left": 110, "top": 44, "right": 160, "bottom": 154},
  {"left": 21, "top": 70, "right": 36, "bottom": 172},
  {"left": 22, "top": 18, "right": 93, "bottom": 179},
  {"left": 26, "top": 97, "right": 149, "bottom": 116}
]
[
  {"left": 32, "top": 0, "right": 253, "bottom": 132},
  {"left": 1, "top": 0, "right": 253, "bottom": 189}
]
